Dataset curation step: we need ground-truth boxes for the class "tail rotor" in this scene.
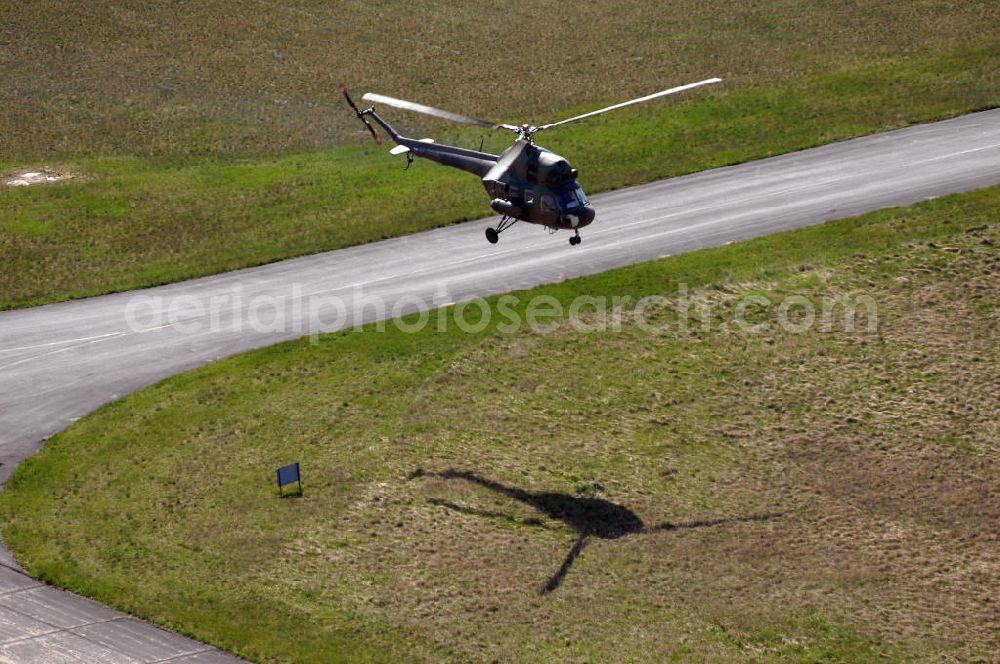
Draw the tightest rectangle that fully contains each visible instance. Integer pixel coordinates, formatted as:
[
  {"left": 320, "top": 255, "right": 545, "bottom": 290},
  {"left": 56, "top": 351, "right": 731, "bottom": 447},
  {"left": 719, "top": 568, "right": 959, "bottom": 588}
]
[{"left": 339, "top": 83, "right": 381, "bottom": 145}]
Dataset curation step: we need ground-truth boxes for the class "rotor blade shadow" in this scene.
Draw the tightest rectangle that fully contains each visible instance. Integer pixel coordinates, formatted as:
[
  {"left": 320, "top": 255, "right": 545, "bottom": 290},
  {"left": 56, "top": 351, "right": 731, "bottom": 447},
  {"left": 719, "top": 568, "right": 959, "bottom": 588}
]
[
  {"left": 646, "top": 512, "right": 785, "bottom": 534},
  {"left": 427, "top": 497, "right": 550, "bottom": 529},
  {"left": 541, "top": 535, "right": 589, "bottom": 595}
]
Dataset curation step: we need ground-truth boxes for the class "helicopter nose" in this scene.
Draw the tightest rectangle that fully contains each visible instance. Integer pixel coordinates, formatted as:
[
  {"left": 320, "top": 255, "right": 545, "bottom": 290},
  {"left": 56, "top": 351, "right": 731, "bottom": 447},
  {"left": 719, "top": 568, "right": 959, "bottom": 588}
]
[{"left": 562, "top": 205, "right": 595, "bottom": 229}]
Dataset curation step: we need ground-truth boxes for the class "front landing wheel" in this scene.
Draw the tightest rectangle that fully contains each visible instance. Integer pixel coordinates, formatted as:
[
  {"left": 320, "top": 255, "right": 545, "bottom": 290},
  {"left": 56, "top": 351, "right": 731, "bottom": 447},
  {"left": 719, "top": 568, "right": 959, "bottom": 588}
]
[{"left": 569, "top": 233, "right": 581, "bottom": 246}]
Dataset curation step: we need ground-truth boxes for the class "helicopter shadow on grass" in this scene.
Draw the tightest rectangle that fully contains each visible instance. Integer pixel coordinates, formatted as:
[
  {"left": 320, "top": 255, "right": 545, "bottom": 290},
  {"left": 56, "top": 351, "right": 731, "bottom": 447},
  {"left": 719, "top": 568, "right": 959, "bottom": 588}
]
[{"left": 408, "top": 468, "right": 783, "bottom": 595}]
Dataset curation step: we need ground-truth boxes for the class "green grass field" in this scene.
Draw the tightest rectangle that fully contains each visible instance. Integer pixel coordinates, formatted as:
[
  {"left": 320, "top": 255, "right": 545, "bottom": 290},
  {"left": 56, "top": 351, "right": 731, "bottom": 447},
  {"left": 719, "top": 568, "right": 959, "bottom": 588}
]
[
  {"left": 4, "top": 0, "right": 998, "bottom": 158},
  {"left": 2, "top": 1, "right": 1000, "bottom": 308},
  {"left": 2, "top": 187, "right": 997, "bottom": 662}
]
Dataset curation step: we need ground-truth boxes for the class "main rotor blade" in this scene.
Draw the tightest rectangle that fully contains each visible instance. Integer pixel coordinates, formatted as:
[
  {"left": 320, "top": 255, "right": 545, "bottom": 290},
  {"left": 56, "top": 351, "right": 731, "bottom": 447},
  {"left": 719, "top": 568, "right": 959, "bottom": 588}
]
[
  {"left": 362, "top": 92, "right": 517, "bottom": 132},
  {"left": 535, "top": 77, "right": 721, "bottom": 132}
]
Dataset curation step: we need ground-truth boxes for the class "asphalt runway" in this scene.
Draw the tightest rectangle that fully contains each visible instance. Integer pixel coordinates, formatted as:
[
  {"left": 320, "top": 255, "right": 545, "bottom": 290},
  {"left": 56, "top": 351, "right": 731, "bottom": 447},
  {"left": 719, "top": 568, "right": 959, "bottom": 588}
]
[{"left": 1, "top": 108, "right": 1000, "bottom": 662}]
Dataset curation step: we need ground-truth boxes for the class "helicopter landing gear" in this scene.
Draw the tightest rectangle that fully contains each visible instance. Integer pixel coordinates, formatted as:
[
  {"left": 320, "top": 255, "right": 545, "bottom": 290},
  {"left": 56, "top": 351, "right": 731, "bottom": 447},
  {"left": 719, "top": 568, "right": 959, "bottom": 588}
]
[
  {"left": 485, "top": 215, "right": 517, "bottom": 244},
  {"left": 569, "top": 231, "right": 582, "bottom": 246}
]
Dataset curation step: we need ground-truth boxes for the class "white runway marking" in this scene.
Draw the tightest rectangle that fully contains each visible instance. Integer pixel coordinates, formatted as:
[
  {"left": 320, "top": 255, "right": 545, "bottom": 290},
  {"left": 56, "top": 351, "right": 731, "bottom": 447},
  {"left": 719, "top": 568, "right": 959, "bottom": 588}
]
[
  {"left": 0, "top": 332, "right": 122, "bottom": 354},
  {"left": 0, "top": 333, "right": 125, "bottom": 372}
]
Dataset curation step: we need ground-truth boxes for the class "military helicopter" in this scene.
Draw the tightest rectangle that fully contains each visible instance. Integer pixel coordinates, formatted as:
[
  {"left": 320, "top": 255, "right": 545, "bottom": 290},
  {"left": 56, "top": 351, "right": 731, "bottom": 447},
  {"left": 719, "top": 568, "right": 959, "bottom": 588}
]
[{"left": 340, "top": 78, "right": 721, "bottom": 246}]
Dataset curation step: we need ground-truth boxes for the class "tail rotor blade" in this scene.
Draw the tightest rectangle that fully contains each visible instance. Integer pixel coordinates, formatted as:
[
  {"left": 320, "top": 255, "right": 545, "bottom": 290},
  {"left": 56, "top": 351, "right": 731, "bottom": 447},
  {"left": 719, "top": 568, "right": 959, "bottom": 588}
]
[
  {"left": 339, "top": 82, "right": 361, "bottom": 113},
  {"left": 361, "top": 119, "right": 381, "bottom": 145}
]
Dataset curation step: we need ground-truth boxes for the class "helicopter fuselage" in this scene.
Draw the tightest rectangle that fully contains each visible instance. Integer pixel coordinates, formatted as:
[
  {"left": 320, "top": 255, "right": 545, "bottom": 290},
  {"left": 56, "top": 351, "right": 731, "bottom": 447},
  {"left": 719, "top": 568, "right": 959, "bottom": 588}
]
[
  {"left": 366, "top": 110, "right": 596, "bottom": 232},
  {"left": 483, "top": 140, "right": 596, "bottom": 231}
]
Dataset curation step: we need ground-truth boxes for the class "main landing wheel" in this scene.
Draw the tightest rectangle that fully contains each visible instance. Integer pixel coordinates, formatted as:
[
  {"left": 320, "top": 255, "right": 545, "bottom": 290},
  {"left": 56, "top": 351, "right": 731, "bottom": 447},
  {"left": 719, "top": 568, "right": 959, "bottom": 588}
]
[
  {"left": 569, "top": 233, "right": 582, "bottom": 246},
  {"left": 485, "top": 227, "right": 499, "bottom": 244}
]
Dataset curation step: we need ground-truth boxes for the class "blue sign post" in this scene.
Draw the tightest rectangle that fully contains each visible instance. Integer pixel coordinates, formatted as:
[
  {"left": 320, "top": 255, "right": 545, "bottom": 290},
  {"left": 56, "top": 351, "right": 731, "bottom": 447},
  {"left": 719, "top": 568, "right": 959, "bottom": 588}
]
[{"left": 277, "top": 462, "right": 303, "bottom": 497}]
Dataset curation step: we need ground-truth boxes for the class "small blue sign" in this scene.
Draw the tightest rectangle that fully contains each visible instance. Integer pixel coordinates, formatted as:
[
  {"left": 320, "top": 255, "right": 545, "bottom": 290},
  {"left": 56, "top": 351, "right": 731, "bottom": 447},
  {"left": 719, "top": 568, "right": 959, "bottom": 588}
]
[{"left": 277, "top": 462, "right": 302, "bottom": 497}]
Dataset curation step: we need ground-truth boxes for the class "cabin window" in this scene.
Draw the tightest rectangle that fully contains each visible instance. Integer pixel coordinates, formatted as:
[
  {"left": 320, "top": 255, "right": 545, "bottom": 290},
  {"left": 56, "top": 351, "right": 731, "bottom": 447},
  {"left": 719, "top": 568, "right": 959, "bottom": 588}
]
[
  {"left": 485, "top": 180, "right": 508, "bottom": 199},
  {"left": 525, "top": 189, "right": 535, "bottom": 205},
  {"left": 541, "top": 195, "right": 556, "bottom": 212},
  {"left": 526, "top": 149, "right": 539, "bottom": 183}
]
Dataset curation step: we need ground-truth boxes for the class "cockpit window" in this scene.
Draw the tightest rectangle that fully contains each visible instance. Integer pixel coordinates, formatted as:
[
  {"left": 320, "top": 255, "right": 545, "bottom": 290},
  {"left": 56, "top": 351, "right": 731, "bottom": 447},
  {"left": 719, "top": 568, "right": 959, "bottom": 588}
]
[{"left": 557, "top": 188, "right": 580, "bottom": 209}]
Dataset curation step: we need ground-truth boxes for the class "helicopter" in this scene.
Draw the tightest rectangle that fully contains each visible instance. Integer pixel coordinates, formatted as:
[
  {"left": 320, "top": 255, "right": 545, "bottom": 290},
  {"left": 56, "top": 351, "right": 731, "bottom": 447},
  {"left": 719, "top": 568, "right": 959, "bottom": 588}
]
[{"left": 340, "top": 77, "right": 721, "bottom": 246}]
